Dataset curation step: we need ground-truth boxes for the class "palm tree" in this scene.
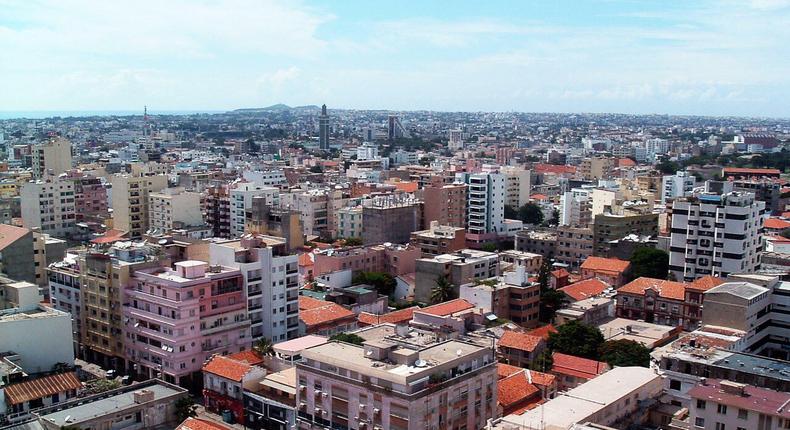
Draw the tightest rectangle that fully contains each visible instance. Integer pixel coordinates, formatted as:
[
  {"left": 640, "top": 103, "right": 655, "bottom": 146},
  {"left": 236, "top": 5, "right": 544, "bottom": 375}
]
[
  {"left": 430, "top": 275, "right": 455, "bottom": 304},
  {"left": 253, "top": 337, "right": 275, "bottom": 356}
]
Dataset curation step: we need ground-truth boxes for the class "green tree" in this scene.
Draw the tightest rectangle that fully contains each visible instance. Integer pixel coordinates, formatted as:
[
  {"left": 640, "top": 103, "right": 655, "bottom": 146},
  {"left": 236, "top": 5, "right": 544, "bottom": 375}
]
[
  {"left": 330, "top": 333, "right": 365, "bottom": 345},
  {"left": 309, "top": 164, "right": 324, "bottom": 173},
  {"left": 174, "top": 397, "right": 198, "bottom": 422},
  {"left": 656, "top": 160, "right": 680, "bottom": 175},
  {"left": 598, "top": 339, "right": 651, "bottom": 367},
  {"left": 547, "top": 320, "right": 605, "bottom": 360},
  {"left": 481, "top": 243, "right": 498, "bottom": 253},
  {"left": 629, "top": 247, "right": 669, "bottom": 280},
  {"left": 430, "top": 275, "right": 455, "bottom": 304},
  {"left": 518, "top": 203, "right": 544, "bottom": 225},
  {"left": 344, "top": 237, "right": 363, "bottom": 246},
  {"left": 253, "top": 337, "right": 274, "bottom": 356},
  {"left": 504, "top": 205, "right": 518, "bottom": 220},
  {"left": 537, "top": 260, "right": 551, "bottom": 291},
  {"left": 539, "top": 289, "right": 567, "bottom": 323},
  {"left": 353, "top": 271, "right": 397, "bottom": 296}
]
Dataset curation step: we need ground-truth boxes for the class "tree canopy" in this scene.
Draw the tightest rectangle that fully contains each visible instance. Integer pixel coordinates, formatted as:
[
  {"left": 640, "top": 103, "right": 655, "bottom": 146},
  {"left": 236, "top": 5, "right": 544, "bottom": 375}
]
[
  {"left": 352, "top": 271, "right": 397, "bottom": 296},
  {"left": 430, "top": 275, "right": 455, "bottom": 304},
  {"left": 547, "top": 320, "right": 604, "bottom": 360},
  {"left": 330, "top": 333, "right": 365, "bottom": 345},
  {"left": 629, "top": 247, "right": 669, "bottom": 280},
  {"left": 598, "top": 339, "right": 651, "bottom": 367}
]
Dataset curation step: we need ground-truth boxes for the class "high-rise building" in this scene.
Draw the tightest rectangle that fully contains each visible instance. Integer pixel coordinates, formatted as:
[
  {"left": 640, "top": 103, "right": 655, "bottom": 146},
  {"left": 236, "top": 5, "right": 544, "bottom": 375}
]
[
  {"left": 20, "top": 177, "right": 77, "bottom": 238},
  {"left": 32, "top": 137, "right": 72, "bottom": 179},
  {"left": 448, "top": 128, "right": 463, "bottom": 150},
  {"left": 420, "top": 183, "right": 467, "bottom": 228},
  {"left": 205, "top": 184, "right": 232, "bottom": 239},
  {"left": 64, "top": 171, "right": 108, "bottom": 221},
  {"left": 245, "top": 196, "right": 305, "bottom": 252},
  {"left": 592, "top": 210, "right": 658, "bottom": 256},
  {"left": 414, "top": 249, "right": 499, "bottom": 303},
  {"left": 661, "top": 171, "right": 697, "bottom": 204},
  {"left": 361, "top": 194, "right": 420, "bottom": 245},
  {"left": 500, "top": 166, "right": 532, "bottom": 208},
  {"left": 388, "top": 114, "right": 409, "bottom": 140},
  {"left": 230, "top": 182, "right": 278, "bottom": 238},
  {"left": 578, "top": 157, "right": 615, "bottom": 181},
  {"left": 123, "top": 261, "right": 249, "bottom": 386},
  {"left": 210, "top": 235, "right": 300, "bottom": 342},
  {"left": 296, "top": 334, "right": 497, "bottom": 430},
  {"left": 110, "top": 174, "right": 168, "bottom": 239},
  {"left": 148, "top": 187, "right": 203, "bottom": 233},
  {"left": 455, "top": 172, "right": 506, "bottom": 236},
  {"left": 669, "top": 184, "right": 766, "bottom": 281},
  {"left": 319, "top": 104, "right": 330, "bottom": 151},
  {"left": 559, "top": 189, "right": 592, "bottom": 227}
]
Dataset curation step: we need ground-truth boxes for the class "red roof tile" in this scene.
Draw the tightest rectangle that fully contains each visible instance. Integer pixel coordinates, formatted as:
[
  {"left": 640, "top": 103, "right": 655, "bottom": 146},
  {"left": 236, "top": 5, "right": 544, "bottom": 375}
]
[
  {"left": 688, "top": 275, "right": 724, "bottom": 292},
  {"left": 419, "top": 298, "right": 474, "bottom": 317},
  {"left": 527, "top": 324, "right": 558, "bottom": 341},
  {"left": 559, "top": 278, "right": 609, "bottom": 301},
  {"left": 358, "top": 306, "right": 418, "bottom": 326},
  {"left": 90, "top": 229, "right": 127, "bottom": 244},
  {"left": 530, "top": 193, "right": 548, "bottom": 201},
  {"left": 177, "top": 418, "right": 233, "bottom": 430},
  {"left": 551, "top": 352, "right": 608, "bottom": 380},
  {"left": 298, "top": 296, "right": 356, "bottom": 328},
  {"left": 723, "top": 167, "right": 781, "bottom": 175},
  {"left": 764, "top": 218, "right": 790, "bottom": 230},
  {"left": 298, "top": 253, "right": 314, "bottom": 267},
  {"left": 227, "top": 350, "right": 264, "bottom": 366},
  {"left": 498, "top": 371, "right": 541, "bottom": 408},
  {"left": 618, "top": 277, "right": 687, "bottom": 301},
  {"left": 580, "top": 256, "right": 631, "bottom": 274},
  {"left": 498, "top": 330, "right": 544, "bottom": 353},
  {"left": 534, "top": 164, "right": 577, "bottom": 175},
  {"left": 618, "top": 158, "right": 636, "bottom": 167},
  {"left": 0, "top": 224, "right": 30, "bottom": 251},
  {"left": 497, "top": 363, "right": 524, "bottom": 379},
  {"left": 202, "top": 355, "right": 252, "bottom": 382},
  {"left": 4, "top": 372, "right": 82, "bottom": 405},
  {"left": 551, "top": 268, "right": 570, "bottom": 278}
]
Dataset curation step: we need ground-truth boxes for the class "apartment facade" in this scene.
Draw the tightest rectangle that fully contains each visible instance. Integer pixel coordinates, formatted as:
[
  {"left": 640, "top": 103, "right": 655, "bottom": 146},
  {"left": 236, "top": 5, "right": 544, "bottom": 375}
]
[
  {"left": 336, "top": 206, "right": 363, "bottom": 239},
  {"left": 123, "top": 261, "right": 250, "bottom": 387},
  {"left": 210, "top": 235, "right": 300, "bottom": 342},
  {"left": 421, "top": 183, "right": 467, "bottom": 228},
  {"left": 414, "top": 249, "right": 499, "bottom": 304},
  {"left": 409, "top": 222, "right": 466, "bottom": 257},
  {"left": 555, "top": 226, "right": 594, "bottom": 272},
  {"left": 230, "top": 182, "right": 279, "bottom": 238},
  {"left": 111, "top": 174, "right": 168, "bottom": 239},
  {"left": 455, "top": 172, "right": 506, "bottom": 236},
  {"left": 205, "top": 184, "right": 232, "bottom": 238},
  {"left": 296, "top": 339, "right": 498, "bottom": 430},
  {"left": 661, "top": 171, "right": 696, "bottom": 204},
  {"left": 592, "top": 211, "right": 658, "bottom": 257},
  {"left": 149, "top": 187, "right": 203, "bottom": 232},
  {"left": 669, "top": 189, "right": 765, "bottom": 282},
  {"left": 361, "top": 195, "right": 420, "bottom": 245},
  {"left": 32, "top": 137, "right": 72, "bottom": 179},
  {"left": 688, "top": 380, "right": 790, "bottom": 430},
  {"left": 20, "top": 177, "right": 76, "bottom": 238}
]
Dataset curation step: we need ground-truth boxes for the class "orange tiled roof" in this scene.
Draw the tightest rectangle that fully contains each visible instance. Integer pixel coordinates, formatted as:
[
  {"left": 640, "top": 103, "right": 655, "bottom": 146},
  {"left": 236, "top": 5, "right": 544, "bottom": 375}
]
[
  {"left": 618, "top": 158, "right": 637, "bottom": 167},
  {"left": 551, "top": 268, "right": 570, "bottom": 278},
  {"left": 534, "top": 164, "right": 576, "bottom": 175},
  {"left": 298, "top": 253, "right": 314, "bottom": 267},
  {"left": 580, "top": 256, "right": 631, "bottom": 274},
  {"left": 299, "top": 296, "right": 356, "bottom": 328},
  {"left": 723, "top": 167, "right": 780, "bottom": 175},
  {"left": 202, "top": 355, "right": 252, "bottom": 382},
  {"left": 497, "top": 363, "right": 524, "bottom": 379},
  {"left": 530, "top": 193, "right": 548, "bottom": 201},
  {"left": 618, "top": 277, "right": 687, "bottom": 301},
  {"left": 498, "top": 371, "right": 541, "bottom": 408},
  {"left": 227, "top": 350, "right": 264, "bottom": 366},
  {"left": 90, "top": 229, "right": 127, "bottom": 244},
  {"left": 498, "top": 330, "right": 543, "bottom": 353},
  {"left": 526, "top": 370, "right": 556, "bottom": 388},
  {"left": 0, "top": 224, "right": 30, "bottom": 251},
  {"left": 4, "top": 372, "right": 82, "bottom": 406},
  {"left": 688, "top": 275, "right": 725, "bottom": 292},
  {"left": 559, "top": 278, "right": 609, "bottom": 301},
  {"left": 551, "top": 352, "right": 608, "bottom": 380},
  {"left": 177, "top": 418, "right": 233, "bottom": 430},
  {"left": 527, "top": 324, "right": 558, "bottom": 341},
  {"left": 358, "top": 306, "right": 418, "bottom": 326},
  {"left": 765, "top": 218, "right": 790, "bottom": 230},
  {"left": 419, "top": 298, "right": 474, "bottom": 316}
]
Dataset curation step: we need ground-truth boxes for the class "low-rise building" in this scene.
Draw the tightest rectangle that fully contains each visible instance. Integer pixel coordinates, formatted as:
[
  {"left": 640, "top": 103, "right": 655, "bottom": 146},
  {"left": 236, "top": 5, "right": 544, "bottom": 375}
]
[
  {"left": 580, "top": 257, "right": 631, "bottom": 288},
  {"left": 409, "top": 222, "right": 466, "bottom": 257},
  {"left": 688, "top": 379, "right": 790, "bottom": 430},
  {"left": 497, "top": 330, "right": 545, "bottom": 369},
  {"left": 414, "top": 249, "right": 499, "bottom": 304},
  {"left": 550, "top": 352, "right": 609, "bottom": 390},
  {"left": 298, "top": 296, "right": 357, "bottom": 336}
]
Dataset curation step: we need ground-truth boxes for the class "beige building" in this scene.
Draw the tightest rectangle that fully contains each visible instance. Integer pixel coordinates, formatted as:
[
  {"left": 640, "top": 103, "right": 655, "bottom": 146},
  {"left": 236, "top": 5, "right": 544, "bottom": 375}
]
[
  {"left": 409, "top": 222, "right": 466, "bottom": 257},
  {"left": 500, "top": 166, "right": 532, "bottom": 208},
  {"left": 32, "top": 137, "right": 72, "bottom": 179},
  {"left": 337, "top": 206, "right": 363, "bottom": 239},
  {"left": 555, "top": 226, "right": 594, "bottom": 271},
  {"left": 297, "top": 333, "right": 498, "bottom": 430},
  {"left": 414, "top": 249, "right": 499, "bottom": 304},
  {"left": 20, "top": 177, "right": 77, "bottom": 238},
  {"left": 111, "top": 174, "right": 168, "bottom": 239},
  {"left": 579, "top": 157, "right": 615, "bottom": 181},
  {"left": 148, "top": 187, "right": 203, "bottom": 232}
]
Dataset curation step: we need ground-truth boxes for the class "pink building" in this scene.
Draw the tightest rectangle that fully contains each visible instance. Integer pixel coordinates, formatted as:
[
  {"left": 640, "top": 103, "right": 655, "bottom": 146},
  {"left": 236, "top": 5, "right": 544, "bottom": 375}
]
[
  {"left": 123, "top": 260, "right": 250, "bottom": 388},
  {"left": 64, "top": 170, "right": 108, "bottom": 220}
]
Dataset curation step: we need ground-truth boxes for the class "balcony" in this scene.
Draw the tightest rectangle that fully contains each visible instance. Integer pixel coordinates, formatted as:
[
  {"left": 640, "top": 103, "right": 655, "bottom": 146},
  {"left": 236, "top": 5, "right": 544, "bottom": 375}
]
[{"left": 201, "top": 319, "right": 249, "bottom": 335}]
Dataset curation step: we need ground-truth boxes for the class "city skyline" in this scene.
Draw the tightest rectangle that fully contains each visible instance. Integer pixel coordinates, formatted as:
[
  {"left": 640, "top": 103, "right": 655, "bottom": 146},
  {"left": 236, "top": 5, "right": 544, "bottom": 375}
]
[{"left": 2, "top": 0, "right": 790, "bottom": 117}]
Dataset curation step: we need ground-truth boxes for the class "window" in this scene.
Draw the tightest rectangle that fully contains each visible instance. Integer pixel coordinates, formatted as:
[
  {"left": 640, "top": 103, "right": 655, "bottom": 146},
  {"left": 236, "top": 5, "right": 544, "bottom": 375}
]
[
  {"left": 670, "top": 379, "right": 681, "bottom": 390},
  {"left": 715, "top": 423, "right": 725, "bottom": 430},
  {"left": 696, "top": 399, "right": 706, "bottom": 410},
  {"left": 717, "top": 404, "right": 727, "bottom": 414},
  {"left": 695, "top": 417, "right": 705, "bottom": 427},
  {"left": 737, "top": 409, "right": 748, "bottom": 419}
]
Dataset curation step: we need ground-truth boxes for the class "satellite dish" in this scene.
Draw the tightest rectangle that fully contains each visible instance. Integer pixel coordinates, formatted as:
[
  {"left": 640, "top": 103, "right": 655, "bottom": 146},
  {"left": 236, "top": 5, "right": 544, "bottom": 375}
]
[
  {"left": 456, "top": 349, "right": 463, "bottom": 357},
  {"left": 366, "top": 350, "right": 373, "bottom": 356},
  {"left": 415, "top": 359, "right": 427, "bottom": 367},
  {"left": 158, "top": 239, "right": 168, "bottom": 245}
]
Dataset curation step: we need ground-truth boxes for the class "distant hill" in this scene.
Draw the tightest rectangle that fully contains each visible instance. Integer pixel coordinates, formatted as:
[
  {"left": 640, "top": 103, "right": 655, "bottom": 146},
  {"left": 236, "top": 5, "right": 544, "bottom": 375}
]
[{"left": 232, "top": 104, "right": 320, "bottom": 113}]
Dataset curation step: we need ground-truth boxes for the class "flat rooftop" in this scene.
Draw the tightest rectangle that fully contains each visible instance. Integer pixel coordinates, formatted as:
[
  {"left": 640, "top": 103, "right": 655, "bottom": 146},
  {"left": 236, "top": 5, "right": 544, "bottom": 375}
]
[
  {"left": 35, "top": 381, "right": 185, "bottom": 426},
  {"left": 598, "top": 318, "right": 677, "bottom": 347},
  {"left": 0, "top": 305, "right": 67, "bottom": 323}
]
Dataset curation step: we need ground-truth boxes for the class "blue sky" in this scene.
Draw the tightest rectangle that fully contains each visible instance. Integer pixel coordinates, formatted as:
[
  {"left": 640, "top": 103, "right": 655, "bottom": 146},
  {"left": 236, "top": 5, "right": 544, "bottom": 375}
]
[{"left": 2, "top": 0, "right": 790, "bottom": 117}]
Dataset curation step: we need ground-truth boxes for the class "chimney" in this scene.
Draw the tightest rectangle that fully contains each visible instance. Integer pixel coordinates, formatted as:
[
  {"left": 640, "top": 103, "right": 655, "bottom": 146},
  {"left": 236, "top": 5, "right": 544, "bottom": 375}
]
[
  {"left": 133, "top": 389, "right": 155, "bottom": 404},
  {"left": 720, "top": 380, "right": 746, "bottom": 396}
]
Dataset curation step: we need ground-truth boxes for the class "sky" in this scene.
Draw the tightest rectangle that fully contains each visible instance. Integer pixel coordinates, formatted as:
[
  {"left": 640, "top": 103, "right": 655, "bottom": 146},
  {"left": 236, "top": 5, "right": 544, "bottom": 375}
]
[{"left": 2, "top": 0, "right": 790, "bottom": 117}]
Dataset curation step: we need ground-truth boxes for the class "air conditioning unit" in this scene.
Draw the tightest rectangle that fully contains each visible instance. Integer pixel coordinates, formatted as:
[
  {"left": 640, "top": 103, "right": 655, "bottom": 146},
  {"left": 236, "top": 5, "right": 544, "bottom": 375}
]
[
  {"left": 373, "top": 408, "right": 381, "bottom": 415},
  {"left": 359, "top": 404, "right": 366, "bottom": 410},
  {"left": 314, "top": 390, "right": 322, "bottom": 396},
  {"left": 354, "top": 416, "right": 359, "bottom": 420},
  {"left": 322, "top": 392, "right": 328, "bottom": 398}
]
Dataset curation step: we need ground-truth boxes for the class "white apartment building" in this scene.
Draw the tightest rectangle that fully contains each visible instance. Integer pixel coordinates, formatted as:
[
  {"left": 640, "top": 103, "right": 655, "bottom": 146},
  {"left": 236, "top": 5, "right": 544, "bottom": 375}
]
[
  {"left": 455, "top": 172, "right": 506, "bottom": 235},
  {"left": 688, "top": 380, "right": 790, "bottom": 430},
  {"left": 500, "top": 166, "right": 531, "bottom": 208},
  {"left": 662, "top": 171, "right": 697, "bottom": 204},
  {"left": 110, "top": 174, "right": 168, "bottom": 239},
  {"left": 230, "top": 182, "right": 279, "bottom": 238},
  {"left": 669, "top": 187, "right": 765, "bottom": 282},
  {"left": 280, "top": 190, "right": 330, "bottom": 237},
  {"left": 32, "top": 137, "right": 72, "bottom": 179},
  {"left": 559, "top": 188, "right": 592, "bottom": 227},
  {"left": 210, "top": 235, "right": 300, "bottom": 342},
  {"left": 242, "top": 169, "right": 287, "bottom": 188},
  {"left": 148, "top": 187, "right": 203, "bottom": 232},
  {"left": 449, "top": 128, "right": 464, "bottom": 150},
  {"left": 645, "top": 138, "right": 669, "bottom": 162},
  {"left": 20, "top": 178, "right": 76, "bottom": 238},
  {"left": 337, "top": 206, "right": 363, "bottom": 239}
]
